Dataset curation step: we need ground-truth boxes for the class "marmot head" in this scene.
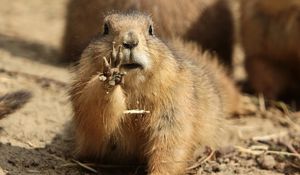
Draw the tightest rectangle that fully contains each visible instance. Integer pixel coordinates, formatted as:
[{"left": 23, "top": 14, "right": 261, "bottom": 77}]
[
  {"left": 99, "top": 12, "right": 158, "bottom": 71},
  {"left": 82, "top": 12, "right": 175, "bottom": 87}
]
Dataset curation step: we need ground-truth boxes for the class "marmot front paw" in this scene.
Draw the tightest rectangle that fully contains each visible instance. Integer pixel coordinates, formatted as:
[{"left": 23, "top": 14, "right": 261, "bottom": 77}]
[{"left": 99, "top": 42, "right": 126, "bottom": 86}]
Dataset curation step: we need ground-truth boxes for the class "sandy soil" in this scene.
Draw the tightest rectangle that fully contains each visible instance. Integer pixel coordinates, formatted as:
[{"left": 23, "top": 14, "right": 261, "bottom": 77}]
[{"left": 0, "top": 1, "right": 299, "bottom": 175}]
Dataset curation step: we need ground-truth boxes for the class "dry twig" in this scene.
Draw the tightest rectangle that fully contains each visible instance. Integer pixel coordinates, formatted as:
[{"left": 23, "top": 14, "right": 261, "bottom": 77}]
[
  {"left": 252, "top": 132, "right": 288, "bottom": 142},
  {"left": 278, "top": 103, "right": 300, "bottom": 131},
  {"left": 186, "top": 150, "right": 215, "bottom": 171},
  {"left": 278, "top": 140, "right": 300, "bottom": 159},
  {"left": 235, "top": 145, "right": 300, "bottom": 158},
  {"left": 123, "top": 109, "right": 150, "bottom": 115},
  {"left": 71, "top": 159, "right": 98, "bottom": 173}
]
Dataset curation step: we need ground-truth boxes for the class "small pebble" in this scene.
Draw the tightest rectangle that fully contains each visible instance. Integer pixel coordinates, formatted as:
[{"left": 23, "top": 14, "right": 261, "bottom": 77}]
[
  {"left": 211, "top": 163, "right": 221, "bottom": 172},
  {"left": 257, "top": 155, "right": 276, "bottom": 170},
  {"left": 219, "top": 164, "right": 227, "bottom": 171},
  {"left": 275, "top": 162, "right": 286, "bottom": 172},
  {"left": 209, "top": 161, "right": 220, "bottom": 172},
  {"left": 233, "top": 168, "right": 240, "bottom": 174},
  {"left": 7, "top": 159, "right": 16, "bottom": 166},
  {"left": 241, "top": 159, "right": 256, "bottom": 168},
  {"left": 223, "top": 158, "right": 230, "bottom": 163},
  {"left": 203, "top": 164, "right": 212, "bottom": 172},
  {"left": 46, "top": 147, "right": 56, "bottom": 154}
]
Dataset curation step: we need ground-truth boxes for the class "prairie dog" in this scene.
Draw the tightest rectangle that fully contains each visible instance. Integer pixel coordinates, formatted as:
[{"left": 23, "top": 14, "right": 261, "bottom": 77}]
[
  {"left": 69, "top": 12, "right": 239, "bottom": 175},
  {"left": 0, "top": 90, "right": 32, "bottom": 119},
  {"left": 62, "top": 0, "right": 235, "bottom": 66},
  {"left": 241, "top": 0, "right": 300, "bottom": 100}
]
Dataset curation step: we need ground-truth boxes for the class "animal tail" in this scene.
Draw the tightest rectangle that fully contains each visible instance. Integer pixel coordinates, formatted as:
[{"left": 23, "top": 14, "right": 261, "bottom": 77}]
[{"left": 0, "top": 90, "right": 32, "bottom": 119}]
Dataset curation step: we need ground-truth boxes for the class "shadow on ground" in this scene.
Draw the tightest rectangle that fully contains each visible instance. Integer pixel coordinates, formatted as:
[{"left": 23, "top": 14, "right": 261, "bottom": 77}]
[
  {"left": 0, "top": 123, "right": 146, "bottom": 175},
  {"left": 0, "top": 34, "right": 64, "bottom": 67}
]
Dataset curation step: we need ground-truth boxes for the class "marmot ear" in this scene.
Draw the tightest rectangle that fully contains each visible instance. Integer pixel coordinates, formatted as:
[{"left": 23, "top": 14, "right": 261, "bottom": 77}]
[
  {"left": 103, "top": 23, "right": 109, "bottom": 35},
  {"left": 148, "top": 25, "right": 154, "bottom": 36}
]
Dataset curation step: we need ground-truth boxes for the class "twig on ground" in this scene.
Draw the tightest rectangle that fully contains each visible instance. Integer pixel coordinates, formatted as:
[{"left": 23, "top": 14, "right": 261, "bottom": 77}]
[
  {"left": 235, "top": 146, "right": 300, "bottom": 158},
  {"left": 71, "top": 159, "right": 98, "bottom": 173},
  {"left": 278, "top": 140, "right": 300, "bottom": 159},
  {"left": 123, "top": 109, "right": 150, "bottom": 115},
  {"left": 252, "top": 131, "right": 288, "bottom": 142},
  {"left": 273, "top": 101, "right": 291, "bottom": 112},
  {"left": 283, "top": 115, "right": 300, "bottom": 131},
  {"left": 278, "top": 103, "right": 300, "bottom": 131},
  {"left": 249, "top": 145, "right": 269, "bottom": 151},
  {"left": 48, "top": 153, "right": 67, "bottom": 162},
  {"left": 287, "top": 160, "right": 300, "bottom": 170},
  {"left": 26, "top": 169, "right": 41, "bottom": 173},
  {"left": 186, "top": 150, "right": 215, "bottom": 171}
]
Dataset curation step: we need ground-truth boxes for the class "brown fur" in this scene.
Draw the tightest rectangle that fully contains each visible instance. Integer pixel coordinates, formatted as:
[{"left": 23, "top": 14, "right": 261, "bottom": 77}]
[
  {"left": 69, "top": 12, "right": 239, "bottom": 175},
  {"left": 0, "top": 90, "right": 32, "bottom": 119},
  {"left": 62, "top": 0, "right": 235, "bottom": 66},
  {"left": 240, "top": 0, "right": 300, "bottom": 100}
]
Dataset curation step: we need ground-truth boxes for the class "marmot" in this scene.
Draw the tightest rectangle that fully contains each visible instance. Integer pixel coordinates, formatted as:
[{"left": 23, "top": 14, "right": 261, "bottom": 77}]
[
  {"left": 62, "top": 0, "right": 235, "bottom": 66},
  {"left": 240, "top": 0, "right": 300, "bottom": 100},
  {"left": 69, "top": 12, "right": 239, "bottom": 175},
  {"left": 0, "top": 90, "right": 32, "bottom": 119}
]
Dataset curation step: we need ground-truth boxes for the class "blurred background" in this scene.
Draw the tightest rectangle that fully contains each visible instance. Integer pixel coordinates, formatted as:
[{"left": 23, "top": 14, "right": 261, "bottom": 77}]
[
  {"left": 0, "top": 0, "right": 299, "bottom": 174},
  {"left": 2, "top": 0, "right": 300, "bottom": 105}
]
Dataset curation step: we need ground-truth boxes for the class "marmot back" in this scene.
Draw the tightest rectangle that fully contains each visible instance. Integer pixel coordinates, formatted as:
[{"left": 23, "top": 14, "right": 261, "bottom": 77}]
[
  {"left": 69, "top": 12, "right": 239, "bottom": 175},
  {"left": 241, "top": 0, "right": 300, "bottom": 100}
]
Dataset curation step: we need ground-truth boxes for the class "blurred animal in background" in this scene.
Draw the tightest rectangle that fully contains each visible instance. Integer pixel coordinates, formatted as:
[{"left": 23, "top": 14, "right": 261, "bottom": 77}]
[
  {"left": 0, "top": 90, "right": 32, "bottom": 119},
  {"left": 240, "top": 0, "right": 300, "bottom": 101},
  {"left": 61, "top": 0, "right": 236, "bottom": 67}
]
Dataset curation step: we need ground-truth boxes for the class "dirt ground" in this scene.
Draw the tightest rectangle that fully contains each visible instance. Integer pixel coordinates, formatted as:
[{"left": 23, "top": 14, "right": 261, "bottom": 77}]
[{"left": 0, "top": 1, "right": 299, "bottom": 175}]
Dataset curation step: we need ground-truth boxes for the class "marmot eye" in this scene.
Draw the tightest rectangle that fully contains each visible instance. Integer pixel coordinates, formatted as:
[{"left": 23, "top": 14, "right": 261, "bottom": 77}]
[
  {"left": 148, "top": 25, "right": 154, "bottom": 36},
  {"left": 103, "top": 23, "right": 109, "bottom": 35}
]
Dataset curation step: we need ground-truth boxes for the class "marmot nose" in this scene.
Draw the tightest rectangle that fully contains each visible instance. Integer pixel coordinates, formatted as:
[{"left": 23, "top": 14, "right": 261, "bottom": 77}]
[
  {"left": 123, "top": 41, "right": 138, "bottom": 49},
  {"left": 122, "top": 32, "right": 139, "bottom": 49}
]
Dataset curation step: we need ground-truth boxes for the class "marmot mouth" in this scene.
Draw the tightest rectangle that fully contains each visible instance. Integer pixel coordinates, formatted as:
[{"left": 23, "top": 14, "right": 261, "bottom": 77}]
[{"left": 121, "top": 63, "right": 143, "bottom": 70}]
